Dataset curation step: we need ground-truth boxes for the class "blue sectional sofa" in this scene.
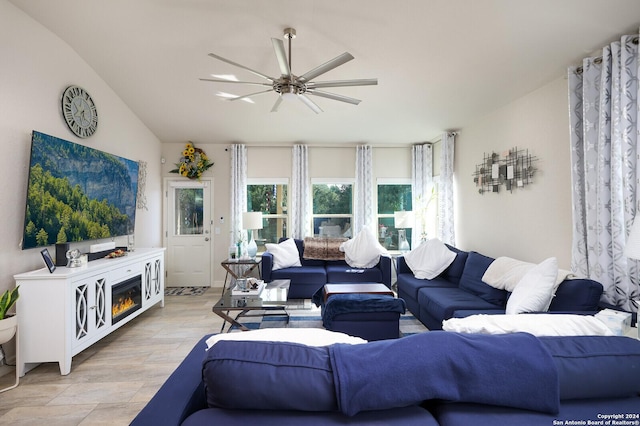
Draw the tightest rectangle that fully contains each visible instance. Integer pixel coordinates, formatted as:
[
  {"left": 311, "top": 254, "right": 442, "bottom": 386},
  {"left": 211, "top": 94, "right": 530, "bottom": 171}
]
[
  {"left": 131, "top": 332, "right": 640, "bottom": 425},
  {"left": 261, "top": 238, "right": 392, "bottom": 299},
  {"left": 396, "top": 246, "right": 604, "bottom": 330}
]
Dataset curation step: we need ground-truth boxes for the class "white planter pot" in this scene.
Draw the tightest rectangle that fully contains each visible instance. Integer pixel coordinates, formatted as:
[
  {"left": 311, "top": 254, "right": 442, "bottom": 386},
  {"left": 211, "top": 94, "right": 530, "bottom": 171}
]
[{"left": 0, "top": 315, "right": 17, "bottom": 345}]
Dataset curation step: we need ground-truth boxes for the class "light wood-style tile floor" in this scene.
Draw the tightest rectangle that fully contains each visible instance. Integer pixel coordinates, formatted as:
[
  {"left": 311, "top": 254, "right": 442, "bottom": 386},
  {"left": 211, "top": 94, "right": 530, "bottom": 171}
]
[{"left": 0, "top": 288, "right": 226, "bottom": 426}]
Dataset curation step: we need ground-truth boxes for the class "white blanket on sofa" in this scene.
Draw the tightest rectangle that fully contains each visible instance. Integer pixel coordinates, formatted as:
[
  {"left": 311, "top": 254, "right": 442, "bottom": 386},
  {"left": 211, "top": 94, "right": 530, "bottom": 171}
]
[{"left": 482, "top": 256, "right": 576, "bottom": 292}]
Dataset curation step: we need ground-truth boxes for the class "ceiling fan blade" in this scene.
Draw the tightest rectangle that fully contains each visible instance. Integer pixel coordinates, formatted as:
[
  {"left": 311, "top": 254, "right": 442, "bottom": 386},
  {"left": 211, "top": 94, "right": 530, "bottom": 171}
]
[
  {"left": 271, "top": 96, "right": 284, "bottom": 112},
  {"left": 306, "top": 89, "right": 361, "bottom": 105},
  {"left": 298, "top": 94, "right": 323, "bottom": 114},
  {"left": 207, "top": 53, "right": 276, "bottom": 82},
  {"left": 227, "top": 89, "right": 274, "bottom": 102},
  {"left": 306, "top": 78, "right": 378, "bottom": 88},
  {"left": 271, "top": 38, "right": 292, "bottom": 79},
  {"left": 298, "top": 52, "right": 354, "bottom": 83},
  {"left": 199, "top": 78, "right": 272, "bottom": 87}
]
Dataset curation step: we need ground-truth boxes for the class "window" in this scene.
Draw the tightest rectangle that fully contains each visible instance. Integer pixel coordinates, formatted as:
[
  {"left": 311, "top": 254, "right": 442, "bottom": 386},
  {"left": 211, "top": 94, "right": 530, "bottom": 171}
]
[
  {"left": 377, "top": 182, "right": 412, "bottom": 250},
  {"left": 312, "top": 182, "right": 353, "bottom": 237},
  {"left": 247, "top": 182, "right": 288, "bottom": 251}
]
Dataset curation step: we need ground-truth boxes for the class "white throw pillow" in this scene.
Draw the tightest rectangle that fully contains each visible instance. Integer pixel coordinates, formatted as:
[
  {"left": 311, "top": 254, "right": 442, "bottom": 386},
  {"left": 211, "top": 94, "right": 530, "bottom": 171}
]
[
  {"left": 442, "top": 314, "right": 614, "bottom": 337},
  {"left": 265, "top": 238, "right": 301, "bottom": 270},
  {"left": 505, "top": 257, "right": 558, "bottom": 314},
  {"left": 404, "top": 238, "right": 456, "bottom": 280},
  {"left": 339, "top": 225, "right": 389, "bottom": 268},
  {"left": 205, "top": 327, "right": 367, "bottom": 350}
]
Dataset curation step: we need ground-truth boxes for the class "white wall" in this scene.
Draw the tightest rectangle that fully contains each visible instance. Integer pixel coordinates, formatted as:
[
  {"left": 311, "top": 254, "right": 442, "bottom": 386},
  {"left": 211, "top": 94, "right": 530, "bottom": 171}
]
[
  {"left": 0, "top": 1, "right": 163, "bottom": 297},
  {"left": 455, "top": 77, "right": 573, "bottom": 268}
]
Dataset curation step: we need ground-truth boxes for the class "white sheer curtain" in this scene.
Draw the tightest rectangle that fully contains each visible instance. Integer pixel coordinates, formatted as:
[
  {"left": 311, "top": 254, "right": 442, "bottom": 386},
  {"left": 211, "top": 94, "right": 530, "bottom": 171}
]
[
  {"left": 412, "top": 144, "right": 433, "bottom": 243},
  {"left": 569, "top": 31, "right": 640, "bottom": 312},
  {"left": 439, "top": 132, "right": 456, "bottom": 245},
  {"left": 354, "top": 145, "right": 374, "bottom": 234},
  {"left": 229, "top": 144, "right": 247, "bottom": 245},
  {"left": 290, "top": 144, "right": 309, "bottom": 239}
]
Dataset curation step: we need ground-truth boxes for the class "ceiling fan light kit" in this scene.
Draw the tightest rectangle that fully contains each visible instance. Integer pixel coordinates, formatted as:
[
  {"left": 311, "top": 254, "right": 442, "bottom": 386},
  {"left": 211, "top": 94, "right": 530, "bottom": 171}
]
[{"left": 201, "top": 28, "right": 377, "bottom": 113}]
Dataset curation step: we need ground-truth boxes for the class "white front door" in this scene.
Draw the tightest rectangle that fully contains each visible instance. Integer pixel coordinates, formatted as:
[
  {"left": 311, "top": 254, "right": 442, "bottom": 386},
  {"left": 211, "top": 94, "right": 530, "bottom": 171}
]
[{"left": 165, "top": 179, "right": 212, "bottom": 287}]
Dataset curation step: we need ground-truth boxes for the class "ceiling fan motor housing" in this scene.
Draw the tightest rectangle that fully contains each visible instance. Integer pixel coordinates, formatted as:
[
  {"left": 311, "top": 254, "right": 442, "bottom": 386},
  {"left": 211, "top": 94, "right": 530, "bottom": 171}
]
[{"left": 274, "top": 81, "right": 306, "bottom": 96}]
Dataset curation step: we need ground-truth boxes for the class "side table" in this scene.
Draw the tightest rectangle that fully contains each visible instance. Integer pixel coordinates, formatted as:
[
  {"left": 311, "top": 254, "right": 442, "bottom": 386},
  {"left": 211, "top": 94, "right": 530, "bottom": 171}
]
[{"left": 221, "top": 258, "right": 261, "bottom": 289}]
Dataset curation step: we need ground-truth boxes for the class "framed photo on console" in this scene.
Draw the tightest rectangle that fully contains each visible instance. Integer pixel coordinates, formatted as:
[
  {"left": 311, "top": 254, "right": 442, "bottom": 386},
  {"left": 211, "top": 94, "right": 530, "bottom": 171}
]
[{"left": 40, "top": 248, "right": 56, "bottom": 273}]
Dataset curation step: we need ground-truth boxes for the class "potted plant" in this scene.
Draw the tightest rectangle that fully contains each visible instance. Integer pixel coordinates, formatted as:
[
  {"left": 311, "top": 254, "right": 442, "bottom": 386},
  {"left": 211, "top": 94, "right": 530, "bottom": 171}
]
[{"left": 0, "top": 286, "right": 19, "bottom": 344}]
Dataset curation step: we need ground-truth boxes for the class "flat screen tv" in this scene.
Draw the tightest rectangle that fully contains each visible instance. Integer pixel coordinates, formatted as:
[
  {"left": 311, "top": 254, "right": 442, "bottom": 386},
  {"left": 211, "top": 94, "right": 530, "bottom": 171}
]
[{"left": 22, "top": 131, "right": 139, "bottom": 250}]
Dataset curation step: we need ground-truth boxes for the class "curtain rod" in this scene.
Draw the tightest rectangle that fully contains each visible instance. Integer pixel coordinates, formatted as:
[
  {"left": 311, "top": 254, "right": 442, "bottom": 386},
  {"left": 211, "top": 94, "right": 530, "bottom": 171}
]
[
  {"left": 574, "top": 35, "right": 638, "bottom": 75},
  {"left": 237, "top": 143, "right": 426, "bottom": 149}
]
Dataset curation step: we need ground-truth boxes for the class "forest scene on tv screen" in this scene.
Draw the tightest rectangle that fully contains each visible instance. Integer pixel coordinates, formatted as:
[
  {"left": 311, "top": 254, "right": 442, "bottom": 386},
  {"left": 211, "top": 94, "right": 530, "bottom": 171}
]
[{"left": 22, "top": 131, "right": 139, "bottom": 250}]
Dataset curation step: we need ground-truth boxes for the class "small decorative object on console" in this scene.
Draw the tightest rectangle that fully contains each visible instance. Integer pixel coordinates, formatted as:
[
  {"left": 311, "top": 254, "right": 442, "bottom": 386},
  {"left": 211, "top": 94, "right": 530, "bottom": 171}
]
[
  {"left": 40, "top": 248, "right": 56, "bottom": 273},
  {"left": 105, "top": 249, "right": 127, "bottom": 259},
  {"left": 66, "top": 249, "right": 83, "bottom": 267}
]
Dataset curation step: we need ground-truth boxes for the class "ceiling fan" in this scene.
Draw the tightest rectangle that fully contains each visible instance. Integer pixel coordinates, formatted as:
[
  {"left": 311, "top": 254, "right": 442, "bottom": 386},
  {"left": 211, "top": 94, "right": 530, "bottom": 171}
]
[{"left": 200, "top": 28, "right": 377, "bottom": 114}]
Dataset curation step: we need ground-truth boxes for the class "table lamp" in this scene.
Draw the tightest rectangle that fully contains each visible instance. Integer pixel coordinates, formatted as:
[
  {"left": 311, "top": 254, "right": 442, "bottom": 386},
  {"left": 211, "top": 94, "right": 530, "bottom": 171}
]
[
  {"left": 394, "top": 211, "right": 414, "bottom": 252},
  {"left": 243, "top": 211, "right": 263, "bottom": 258}
]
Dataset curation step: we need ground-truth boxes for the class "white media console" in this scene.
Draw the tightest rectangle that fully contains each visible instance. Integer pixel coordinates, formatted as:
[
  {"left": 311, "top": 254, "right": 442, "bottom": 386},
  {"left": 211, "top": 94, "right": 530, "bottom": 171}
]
[{"left": 14, "top": 248, "right": 165, "bottom": 376}]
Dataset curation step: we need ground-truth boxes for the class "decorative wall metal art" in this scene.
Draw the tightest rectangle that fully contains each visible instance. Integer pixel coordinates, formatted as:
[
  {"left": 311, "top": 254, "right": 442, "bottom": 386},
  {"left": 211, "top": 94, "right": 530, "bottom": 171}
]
[{"left": 472, "top": 147, "right": 537, "bottom": 194}]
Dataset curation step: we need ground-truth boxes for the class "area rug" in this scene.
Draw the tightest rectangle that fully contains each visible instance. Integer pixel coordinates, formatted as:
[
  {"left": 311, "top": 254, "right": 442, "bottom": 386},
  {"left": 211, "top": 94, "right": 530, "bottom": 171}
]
[
  {"left": 165, "top": 286, "right": 209, "bottom": 296},
  {"left": 229, "top": 303, "right": 428, "bottom": 337}
]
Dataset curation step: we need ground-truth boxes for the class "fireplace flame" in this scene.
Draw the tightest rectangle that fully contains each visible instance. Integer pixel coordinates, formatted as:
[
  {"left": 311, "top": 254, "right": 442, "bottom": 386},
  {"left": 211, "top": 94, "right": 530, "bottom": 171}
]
[{"left": 112, "top": 295, "right": 136, "bottom": 318}]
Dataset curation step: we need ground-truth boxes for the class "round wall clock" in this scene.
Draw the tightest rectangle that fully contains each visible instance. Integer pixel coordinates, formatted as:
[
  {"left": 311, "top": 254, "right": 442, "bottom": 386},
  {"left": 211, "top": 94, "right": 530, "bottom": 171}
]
[{"left": 61, "top": 85, "right": 98, "bottom": 138}]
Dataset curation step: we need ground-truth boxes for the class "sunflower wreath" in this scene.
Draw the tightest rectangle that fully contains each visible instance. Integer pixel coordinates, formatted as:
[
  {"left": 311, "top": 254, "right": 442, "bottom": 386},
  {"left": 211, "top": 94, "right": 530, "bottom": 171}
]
[{"left": 169, "top": 142, "right": 214, "bottom": 180}]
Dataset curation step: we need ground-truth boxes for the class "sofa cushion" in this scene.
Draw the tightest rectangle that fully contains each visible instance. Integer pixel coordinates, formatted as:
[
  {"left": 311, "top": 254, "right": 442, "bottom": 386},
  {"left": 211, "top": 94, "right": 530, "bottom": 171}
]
[
  {"left": 203, "top": 340, "right": 337, "bottom": 411},
  {"left": 458, "top": 252, "right": 507, "bottom": 306},
  {"left": 396, "top": 274, "right": 457, "bottom": 302},
  {"left": 548, "top": 278, "right": 603, "bottom": 312},
  {"left": 183, "top": 406, "right": 440, "bottom": 426},
  {"left": 482, "top": 256, "right": 575, "bottom": 292},
  {"left": 271, "top": 266, "right": 326, "bottom": 286},
  {"left": 266, "top": 238, "right": 302, "bottom": 270},
  {"left": 326, "top": 263, "right": 383, "bottom": 284},
  {"left": 505, "top": 257, "right": 558, "bottom": 314},
  {"left": 418, "top": 287, "right": 502, "bottom": 325},
  {"left": 340, "top": 225, "right": 388, "bottom": 268},
  {"left": 539, "top": 335, "right": 640, "bottom": 400},
  {"left": 404, "top": 238, "right": 456, "bottom": 280},
  {"left": 441, "top": 245, "right": 469, "bottom": 284},
  {"left": 432, "top": 397, "right": 640, "bottom": 426}
]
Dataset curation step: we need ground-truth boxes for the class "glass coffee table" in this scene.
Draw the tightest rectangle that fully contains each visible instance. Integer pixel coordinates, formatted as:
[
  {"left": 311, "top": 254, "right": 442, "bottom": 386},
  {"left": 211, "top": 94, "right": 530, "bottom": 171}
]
[{"left": 212, "top": 279, "right": 290, "bottom": 332}]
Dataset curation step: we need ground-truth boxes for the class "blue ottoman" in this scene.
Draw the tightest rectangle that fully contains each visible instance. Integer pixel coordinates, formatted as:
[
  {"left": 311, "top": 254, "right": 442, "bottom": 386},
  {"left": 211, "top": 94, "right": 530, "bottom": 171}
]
[{"left": 321, "top": 293, "right": 406, "bottom": 341}]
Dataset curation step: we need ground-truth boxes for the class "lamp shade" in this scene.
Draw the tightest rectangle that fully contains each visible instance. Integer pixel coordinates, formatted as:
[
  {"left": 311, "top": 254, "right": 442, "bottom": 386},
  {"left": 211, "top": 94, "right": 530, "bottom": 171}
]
[
  {"left": 242, "top": 212, "right": 263, "bottom": 230},
  {"left": 625, "top": 217, "right": 640, "bottom": 260},
  {"left": 394, "top": 211, "right": 414, "bottom": 229}
]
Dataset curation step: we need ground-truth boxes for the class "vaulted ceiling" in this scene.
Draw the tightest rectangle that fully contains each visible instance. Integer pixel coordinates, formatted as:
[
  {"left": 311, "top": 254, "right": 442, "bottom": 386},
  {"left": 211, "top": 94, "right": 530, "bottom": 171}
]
[{"left": 9, "top": 0, "right": 640, "bottom": 145}]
